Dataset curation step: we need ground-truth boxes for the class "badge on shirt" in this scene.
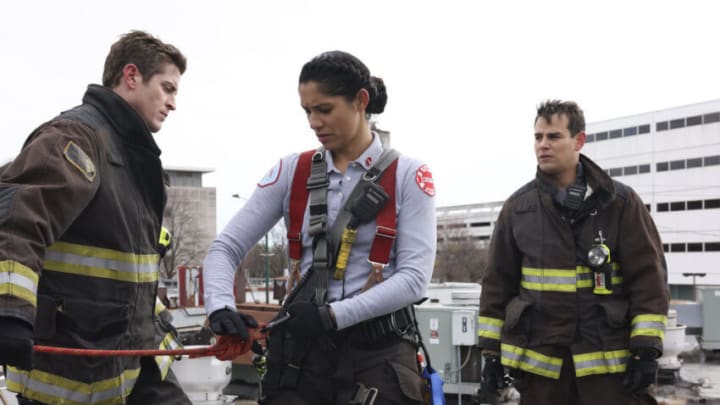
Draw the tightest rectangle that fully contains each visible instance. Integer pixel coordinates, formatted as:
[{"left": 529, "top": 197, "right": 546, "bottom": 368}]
[
  {"left": 257, "top": 160, "right": 282, "bottom": 188},
  {"left": 63, "top": 141, "right": 96, "bottom": 182},
  {"left": 415, "top": 164, "right": 435, "bottom": 197}
]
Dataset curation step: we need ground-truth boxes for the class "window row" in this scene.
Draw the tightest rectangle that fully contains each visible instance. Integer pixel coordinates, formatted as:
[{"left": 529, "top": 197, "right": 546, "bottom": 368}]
[
  {"left": 657, "top": 155, "right": 720, "bottom": 172},
  {"left": 606, "top": 163, "right": 651, "bottom": 177},
  {"left": 663, "top": 242, "right": 720, "bottom": 253},
  {"left": 586, "top": 124, "right": 650, "bottom": 143},
  {"left": 657, "top": 112, "right": 720, "bottom": 132},
  {"left": 656, "top": 198, "right": 720, "bottom": 212}
]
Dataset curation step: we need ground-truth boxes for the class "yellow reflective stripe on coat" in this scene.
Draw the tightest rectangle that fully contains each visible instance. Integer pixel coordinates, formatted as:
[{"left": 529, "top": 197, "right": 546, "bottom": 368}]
[
  {"left": 155, "top": 297, "right": 167, "bottom": 316},
  {"left": 0, "top": 260, "right": 38, "bottom": 307},
  {"left": 521, "top": 267, "right": 577, "bottom": 292},
  {"left": 573, "top": 349, "right": 630, "bottom": 377},
  {"left": 522, "top": 265, "right": 624, "bottom": 292},
  {"left": 155, "top": 332, "right": 182, "bottom": 380},
  {"left": 477, "top": 316, "right": 503, "bottom": 340},
  {"left": 501, "top": 343, "right": 563, "bottom": 379},
  {"left": 631, "top": 314, "right": 667, "bottom": 339},
  {"left": 6, "top": 366, "right": 140, "bottom": 405},
  {"left": 44, "top": 242, "right": 159, "bottom": 283}
]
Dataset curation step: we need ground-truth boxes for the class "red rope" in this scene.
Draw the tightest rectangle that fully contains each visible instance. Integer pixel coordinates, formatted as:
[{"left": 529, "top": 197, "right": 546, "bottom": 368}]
[{"left": 35, "top": 328, "right": 268, "bottom": 361}]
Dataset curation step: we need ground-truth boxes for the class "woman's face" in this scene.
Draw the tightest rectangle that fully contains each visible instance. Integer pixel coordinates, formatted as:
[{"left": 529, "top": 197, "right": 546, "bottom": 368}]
[{"left": 299, "top": 81, "right": 367, "bottom": 153}]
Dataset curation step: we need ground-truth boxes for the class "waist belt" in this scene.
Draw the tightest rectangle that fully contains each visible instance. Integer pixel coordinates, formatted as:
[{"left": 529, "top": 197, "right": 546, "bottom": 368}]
[{"left": 357, "top": 307, "right": 415, "bottom": 344}]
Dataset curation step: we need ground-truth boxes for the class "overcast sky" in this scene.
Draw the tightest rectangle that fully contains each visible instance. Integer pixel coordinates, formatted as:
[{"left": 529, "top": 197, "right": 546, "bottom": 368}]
[{"left": 2, "top": 1, "right": 720, "bottom": 231}]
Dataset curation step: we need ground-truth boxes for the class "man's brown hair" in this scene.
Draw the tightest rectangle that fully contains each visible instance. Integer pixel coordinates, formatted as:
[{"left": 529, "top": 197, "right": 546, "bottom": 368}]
[
  {"left": 536, "top": 100, "right": 585, "bottom": 136},
  {"left": 102, "top": 30, "right": 186, "bottom": 87}
]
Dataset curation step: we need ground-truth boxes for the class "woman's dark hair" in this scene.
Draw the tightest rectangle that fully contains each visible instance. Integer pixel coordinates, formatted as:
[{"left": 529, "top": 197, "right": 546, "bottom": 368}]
[{"left": 299, "top": 50, "right": 387, "bottom": 115}]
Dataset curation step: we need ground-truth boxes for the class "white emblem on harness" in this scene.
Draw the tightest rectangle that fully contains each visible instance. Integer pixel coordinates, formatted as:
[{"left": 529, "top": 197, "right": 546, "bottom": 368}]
[{"left": 257, "top": 160, "right": 282, "bottom": 188}]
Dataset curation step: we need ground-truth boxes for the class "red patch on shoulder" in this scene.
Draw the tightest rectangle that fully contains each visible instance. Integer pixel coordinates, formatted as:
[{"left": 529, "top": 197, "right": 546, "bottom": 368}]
[{"left": 415, "top": 165, "right": 435, "bottom": 197}]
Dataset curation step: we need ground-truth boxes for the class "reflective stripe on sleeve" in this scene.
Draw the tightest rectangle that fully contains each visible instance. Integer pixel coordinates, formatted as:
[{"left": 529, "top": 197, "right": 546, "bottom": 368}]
[
  {"left": 6, "top": 366, "right": 140, "bottom": 405},
  {"left": 573, "top": 349, "right": 630, "bottom": 377},
  {"left": 0, "top": 260, "right": 39, "bottom": 307},
  {"left": 501, "top": 343, "right": 563, "bottom": 379},
  {"left": 631, "top": 314, "right": 667, "bottom": 339},
  {"left": 45, "top": 242, "right": 159, "bottom": 283},
  {"left": 155, "top": 332, "right": 182, "bottom": 380},
  {"left": 477, "top": 316, "right": 503, "bottom": 340}
]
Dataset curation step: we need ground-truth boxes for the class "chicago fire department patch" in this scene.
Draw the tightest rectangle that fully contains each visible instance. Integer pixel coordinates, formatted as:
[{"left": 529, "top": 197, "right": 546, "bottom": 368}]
[
  {"left": 63, "top": 141, "right": 96, "bottom": 182},
  {"left": 415, "top": 165, "right": 435, "bottom": 197},
  {"left": 257, "top": 160, "right": 282, "bottom": 188}
]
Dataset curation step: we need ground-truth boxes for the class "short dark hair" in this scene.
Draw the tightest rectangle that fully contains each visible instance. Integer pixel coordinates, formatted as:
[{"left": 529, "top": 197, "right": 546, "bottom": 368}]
[
  {"left": 102, "top": 30, "right": 187, "bottom": 87},
  {"left": 299, "top": 50, "right": 387, "bottom": 115},
  {"left": 536, "top": 100, "right": 585, "bottom": 136}
]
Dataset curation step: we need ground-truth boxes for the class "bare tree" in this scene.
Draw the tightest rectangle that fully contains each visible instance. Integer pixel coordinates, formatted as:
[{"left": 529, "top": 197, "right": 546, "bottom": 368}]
[
  {"left": 434, "top": 226, "right": 489, "bottom": 283},
  {"left": 160, "top": 194, "right": 204, "bottom": 281}
]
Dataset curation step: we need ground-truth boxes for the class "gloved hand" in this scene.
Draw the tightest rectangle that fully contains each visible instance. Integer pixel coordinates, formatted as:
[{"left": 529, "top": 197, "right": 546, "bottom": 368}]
[
  {"left": 481, "top": 352, "right": 508, "bottom": 392},
  {"left": 0, "top": 316, "right": 34, "bottom": 370},
  {"left": 623, "top": 347, "right": 659, "bottom": 392},
  {"left": 208, "top": 309, "right": 258, "bottom": 341},
  {"left": 285, "top": 302, "right": 334, "bottom": 341}
]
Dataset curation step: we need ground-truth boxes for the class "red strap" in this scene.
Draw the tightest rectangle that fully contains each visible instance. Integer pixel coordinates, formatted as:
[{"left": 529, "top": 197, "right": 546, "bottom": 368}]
[
  {"left": 288, "top": 150, "right": 315, "bottom": 260},
  {"left": 369, "top": 159, "right": 398, "bottom": 265}
]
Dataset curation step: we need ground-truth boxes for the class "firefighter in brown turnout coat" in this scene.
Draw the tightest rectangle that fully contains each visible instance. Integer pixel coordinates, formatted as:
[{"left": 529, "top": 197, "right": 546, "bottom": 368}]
[
  {"left": 0, "top": 31, "right": 191, "bottom": 405},
  {"left": 477, "top": 100, "right": 669, "bottom": 405}
]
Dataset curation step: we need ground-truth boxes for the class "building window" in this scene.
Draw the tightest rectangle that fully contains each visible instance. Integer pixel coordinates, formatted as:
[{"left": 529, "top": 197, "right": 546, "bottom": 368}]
[
  {"left": 657, "top": 203, "right": 669, "bottom": 212},
  {"left": 586, "top": 133, "right": 595, "bottom": 143},
  {"left": 609, "top": 129, "right": 622, "bottom": 139},
  {"left": 687, "top": 200, "right": 703, "bottom": 210},
  {"left": 687, "top": 243, "right": 703, "bottom": 252},
  {"left": 687, "top": 158, "right": 702, "bottom": 169},
  {"left": 657, "top": 162, "right": 669, "bottom": 172},
  {"left": 638, "top": 124, "right": 650, "bottom": 134},
  {"left": 596, "top": 131, "right": 608, "bottom": 141},
  {"left": 656, "top": 121, "right": 669, "bottom": 131},
  {"left": 706, "top": 242, "right": 720, "bottom": 252},
  {"left": 705, "top": 155, "right": 720, "bottom": 166},
  {"left": 662, "top": 243, "right": 669, "bottom": 252},
  {"left": 670, "top": 118, "right": 685, "bottom": 129},
  {"left": 669, "top": 160, "right": 685, "bottom": 170},
  {"left": 470, "top": 222, "right": 491, "bottom": 227},
  {"left": 671, "top": 243, "right": 686, "bottom": 252},
  {"left": 638, "top": 164, "right": 650, "bottom": 174},
  {"left": 705, "top": 199, "right": 720, "bottom": 209},
  {"left": 609, "top": 168, "right": 623, "bottom": 177},
  {"left": 670, "top": 201, "right": 686, "bottom": 211},
  {"left": 704, "top": 112, "right": 720, "bottom": 124},
  {"left": 623, "top": 127, "right": 638, "bottom": 136},
  {"left": 645, "top": 204, "right": 651, "bottom": 212},
  {"left": 686, "top": 115, "right": 702, "bottom": 126},
  {"left": 623, "top": 166, "right": 638, "bottom": 176}
]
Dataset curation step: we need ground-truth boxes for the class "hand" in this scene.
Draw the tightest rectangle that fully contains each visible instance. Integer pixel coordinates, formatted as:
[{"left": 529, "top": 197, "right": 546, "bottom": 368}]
[
  {"left": 481, "top": 353, "right": 508, "bottom": 392},
  {"left": 208, "top": 309, "right": 258, "bottom": 341},
  {"left": 623, "top": 347, "right": 659, "bottom": 392},
  {"left": 285, "top": 302, "right": 334, "bottom": 341},
  {"left": 0, "top": 317, "right": 34, "bottom": 370}
]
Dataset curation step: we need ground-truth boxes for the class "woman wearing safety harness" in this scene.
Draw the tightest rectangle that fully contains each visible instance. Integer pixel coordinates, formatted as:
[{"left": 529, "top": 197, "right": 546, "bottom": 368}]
[{"left": 203, "top": 50, "right": 437, "bottom": 404}]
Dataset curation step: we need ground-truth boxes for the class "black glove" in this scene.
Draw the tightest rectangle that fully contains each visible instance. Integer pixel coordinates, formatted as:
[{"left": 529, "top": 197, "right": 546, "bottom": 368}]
[
  {"left": 208, "top": 309, "right": 258, "bottom": 341},
  {"left": 0, "top": 317, "right": 34, "bottom": 370},
  {"left": 481, "top": 353, "right": 508, "bottom": 392},
  {"left": 623, "top": 347, "right": 659, "bottom": 392},
  {"left": 285, "top": 302, "right": 335, "bottom": 341}
]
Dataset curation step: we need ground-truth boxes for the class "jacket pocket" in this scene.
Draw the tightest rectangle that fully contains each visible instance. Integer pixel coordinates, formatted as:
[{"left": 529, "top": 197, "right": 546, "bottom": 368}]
[
  {"left": 597, "top": 300, "right": 630, "bottom": 348},
  {"left": 504, "top": 297, "right": 532, "bottom": 332},
  {"left": 56, "top": 297, "right": 130, "bottom": 348},
  {"left": 599, "top": 300, "right": 629, "bottom": 328}
]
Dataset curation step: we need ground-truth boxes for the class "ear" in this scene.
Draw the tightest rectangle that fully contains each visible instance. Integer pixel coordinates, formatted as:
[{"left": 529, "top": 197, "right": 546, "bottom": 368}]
[
  {"left": 122, "top": 64, "right": 141, "bottom": 89},
  {"left": 575, "top": 131, "right": 586, "bottom": 151},
  {"left": 354, "top": 88, "right": 370, "bottom": 112}
]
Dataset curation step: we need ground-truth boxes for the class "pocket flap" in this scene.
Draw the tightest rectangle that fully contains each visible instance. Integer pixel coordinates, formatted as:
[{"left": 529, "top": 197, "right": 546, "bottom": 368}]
[
  {"left": 599, "top": 300, "right": 629, "bottom": 328},
  {"left": 389, "top": 361, "right": 424, "bottom": 401},
  {"left": 504, "top": 297, "right": 532, "bottom": 330}
]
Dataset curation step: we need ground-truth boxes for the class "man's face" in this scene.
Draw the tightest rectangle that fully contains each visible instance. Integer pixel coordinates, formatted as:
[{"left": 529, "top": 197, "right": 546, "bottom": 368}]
[
  {"left": 534, "top": 113, "right": 585, "bottom": 180},
  {"left": 125, "top": 63, "right": 181, "bottom": 133}
]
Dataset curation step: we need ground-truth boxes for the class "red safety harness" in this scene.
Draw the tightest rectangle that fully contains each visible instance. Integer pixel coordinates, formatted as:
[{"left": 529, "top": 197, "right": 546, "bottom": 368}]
[{"left": 286, "top": 149, "right": 399, "bottom": 292}]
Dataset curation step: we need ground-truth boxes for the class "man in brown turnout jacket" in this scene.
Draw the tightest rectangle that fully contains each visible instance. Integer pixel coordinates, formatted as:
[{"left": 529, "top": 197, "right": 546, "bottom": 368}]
[
  {"left": 477, "top": 100, "right": 669, "bottom": 405},
  {"left": 0, "top": 31, "right": 191, "bottom": 404}
]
